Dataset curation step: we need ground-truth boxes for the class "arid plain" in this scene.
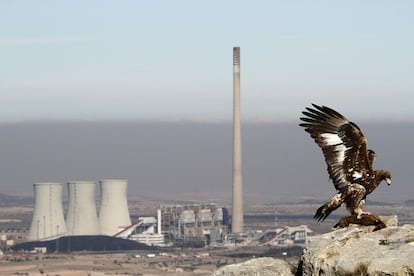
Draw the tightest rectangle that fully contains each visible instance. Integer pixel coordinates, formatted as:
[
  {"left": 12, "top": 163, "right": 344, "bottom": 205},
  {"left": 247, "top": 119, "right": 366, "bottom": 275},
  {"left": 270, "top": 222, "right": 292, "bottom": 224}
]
[{"left": 1, "top": 199, "right": 414, "bottom": 275}]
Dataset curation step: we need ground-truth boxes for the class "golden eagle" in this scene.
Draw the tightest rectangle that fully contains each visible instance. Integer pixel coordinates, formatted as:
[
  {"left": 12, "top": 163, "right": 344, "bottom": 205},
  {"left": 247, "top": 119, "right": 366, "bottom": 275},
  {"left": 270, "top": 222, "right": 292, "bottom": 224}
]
[{"left": 299, "top": 104, "right": 391, "bottom": 222}]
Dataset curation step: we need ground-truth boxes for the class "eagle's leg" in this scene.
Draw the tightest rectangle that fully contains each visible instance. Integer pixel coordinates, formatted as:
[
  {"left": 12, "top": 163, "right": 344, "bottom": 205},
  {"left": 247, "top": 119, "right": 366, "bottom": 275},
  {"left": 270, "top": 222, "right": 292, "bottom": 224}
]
[
  {"left": 345, "top": 184, "right": 367, "bottom": 219},
  {"left": 356, "top": 199, "right": 371, "bottom": 217}
]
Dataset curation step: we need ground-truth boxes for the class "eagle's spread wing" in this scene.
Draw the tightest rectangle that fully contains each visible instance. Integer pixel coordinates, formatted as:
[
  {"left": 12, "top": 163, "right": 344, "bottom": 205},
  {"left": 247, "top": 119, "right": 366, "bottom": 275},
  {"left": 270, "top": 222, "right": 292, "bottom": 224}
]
[{"left": 299, "top": 104, "right": 372, "bottom": 190}]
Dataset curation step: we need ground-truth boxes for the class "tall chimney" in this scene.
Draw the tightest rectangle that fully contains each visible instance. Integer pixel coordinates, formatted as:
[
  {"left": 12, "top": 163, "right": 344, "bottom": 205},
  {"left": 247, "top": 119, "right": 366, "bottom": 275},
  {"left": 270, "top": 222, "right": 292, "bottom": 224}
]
[{"left": 232, "top": 47, "right": 244, "bottom": 233}]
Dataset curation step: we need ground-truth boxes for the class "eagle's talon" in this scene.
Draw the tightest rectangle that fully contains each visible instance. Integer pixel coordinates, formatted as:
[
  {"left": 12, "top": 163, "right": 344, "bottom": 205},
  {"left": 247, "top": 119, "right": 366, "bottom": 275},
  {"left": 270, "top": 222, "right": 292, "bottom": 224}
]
[{"left": 356, "top": 210, "right": 371, "bottom": 219}]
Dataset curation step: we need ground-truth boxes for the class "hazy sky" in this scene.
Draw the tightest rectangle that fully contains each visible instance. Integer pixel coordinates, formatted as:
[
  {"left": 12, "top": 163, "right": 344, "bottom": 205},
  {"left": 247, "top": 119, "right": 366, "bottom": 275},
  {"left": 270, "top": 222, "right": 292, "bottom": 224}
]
[
  {"left": 1, "top": 122, "right": 412, "bottom": 204},
  {"left": 1, "top": 1, "right": 414, "bottom": 122}
]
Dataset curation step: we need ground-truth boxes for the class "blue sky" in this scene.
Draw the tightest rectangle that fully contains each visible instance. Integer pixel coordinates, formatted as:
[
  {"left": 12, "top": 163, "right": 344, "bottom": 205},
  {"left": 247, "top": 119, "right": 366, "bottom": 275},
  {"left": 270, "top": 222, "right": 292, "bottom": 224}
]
[{"left": 1, "top": 1, "right": 413, "bottom": 122}]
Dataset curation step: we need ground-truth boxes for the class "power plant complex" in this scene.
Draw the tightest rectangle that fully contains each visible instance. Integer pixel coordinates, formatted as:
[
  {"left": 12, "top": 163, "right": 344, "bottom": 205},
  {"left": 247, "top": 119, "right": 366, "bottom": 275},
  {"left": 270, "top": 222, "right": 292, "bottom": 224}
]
[
  {"left": 22, "top": 47, "right": 244, "bottom": 250},
  {"left": 4, "top": 46, "right": 315, "bottom": 258},
  {"left": 26, "top": 179, "right": 230, "bottom": 249}
]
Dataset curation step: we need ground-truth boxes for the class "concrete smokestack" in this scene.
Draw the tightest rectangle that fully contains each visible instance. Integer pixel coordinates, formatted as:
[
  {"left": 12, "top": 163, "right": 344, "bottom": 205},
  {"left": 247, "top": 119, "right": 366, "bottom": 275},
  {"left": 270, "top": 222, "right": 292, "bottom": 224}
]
[{"left": 232, "top": 47, "right": 244, "bottom": 233}]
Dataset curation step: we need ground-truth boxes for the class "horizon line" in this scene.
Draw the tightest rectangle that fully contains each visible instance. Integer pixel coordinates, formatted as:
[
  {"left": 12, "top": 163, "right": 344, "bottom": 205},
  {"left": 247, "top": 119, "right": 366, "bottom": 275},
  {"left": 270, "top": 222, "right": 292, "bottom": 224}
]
[{"left": 0, "top": 116, "right": 413, "bottom": 125}]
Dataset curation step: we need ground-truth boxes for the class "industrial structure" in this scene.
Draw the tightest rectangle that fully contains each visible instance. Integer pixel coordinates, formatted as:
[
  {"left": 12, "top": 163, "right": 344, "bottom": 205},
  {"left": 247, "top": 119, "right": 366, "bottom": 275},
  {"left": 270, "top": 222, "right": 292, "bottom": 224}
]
[
  {"left": 24, "top": 178, "right": 312, "bottom": 252},
  {"left": 66, "top": 181, "right": 100, "bottom": 236},
  {"left": 160, "top": 203, "right": 229, "bottom": 245},
  {"left": 28, "top": 183, "right": 67, "bottom": 241},
  {"left": 232, "top": 46, "right": 244, "bottom": 233},
  {"left": 98, "top": 179, "right": 132, "bottom": 236},
  {"left": 28, "top": 179, "right": 132, "bottom": 240},
  {"left": 129, "top": 213, "right": 165, "bottom": 246},
  {"left": 27, "top": 179, "right": 229, "bottom": 247},
  {"left": 255, "top": 225, "right": 313, "bottom": 246},
  {"left": 18, "top": 44, "right": 317, "bottom": 252}
]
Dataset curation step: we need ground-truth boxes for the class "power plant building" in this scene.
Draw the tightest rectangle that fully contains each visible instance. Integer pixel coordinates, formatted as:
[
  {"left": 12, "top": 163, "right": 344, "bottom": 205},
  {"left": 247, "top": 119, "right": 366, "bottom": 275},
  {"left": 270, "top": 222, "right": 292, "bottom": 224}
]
[
  {"left": 98, "top": 179, "right": 132, "bottom": 236},
  {"left": 28, "top": 183, "right": 67, "bottom": 241},
  {"left": 66, "top": 181, "right": 100, "bottom": 236},
  {"left": 160, "top": 203, "right": 229, "bottom": 245}
]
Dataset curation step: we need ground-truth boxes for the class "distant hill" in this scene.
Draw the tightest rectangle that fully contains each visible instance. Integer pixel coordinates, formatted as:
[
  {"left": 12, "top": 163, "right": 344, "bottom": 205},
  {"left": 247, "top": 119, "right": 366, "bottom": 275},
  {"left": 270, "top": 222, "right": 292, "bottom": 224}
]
[
  {"left": 0, "top": 193, "right": 33, "bottom": 206},
  {"left": 404, "top": 199, "right": 414, "bottom": 206}
]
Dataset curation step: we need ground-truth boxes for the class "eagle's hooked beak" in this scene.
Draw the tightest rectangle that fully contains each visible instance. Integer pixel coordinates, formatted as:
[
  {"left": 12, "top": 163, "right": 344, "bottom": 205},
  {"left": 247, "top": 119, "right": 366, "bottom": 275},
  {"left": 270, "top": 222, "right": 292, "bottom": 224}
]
[{"left": 385, "top": 177, "right": 391, "bottom": 185}]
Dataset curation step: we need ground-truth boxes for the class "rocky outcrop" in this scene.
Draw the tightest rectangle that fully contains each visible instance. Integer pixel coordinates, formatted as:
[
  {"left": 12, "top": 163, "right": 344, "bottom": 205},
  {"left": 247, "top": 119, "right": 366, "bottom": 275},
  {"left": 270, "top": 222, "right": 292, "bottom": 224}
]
[
  {"left": 213, "top": 257, "right": 293, "bottom": 276},
  {"left": 298, "top": 216, "right": 414, "bottom": 275},
  {"left": 213, "top": 217, "right": 414, "bottom": 275}
]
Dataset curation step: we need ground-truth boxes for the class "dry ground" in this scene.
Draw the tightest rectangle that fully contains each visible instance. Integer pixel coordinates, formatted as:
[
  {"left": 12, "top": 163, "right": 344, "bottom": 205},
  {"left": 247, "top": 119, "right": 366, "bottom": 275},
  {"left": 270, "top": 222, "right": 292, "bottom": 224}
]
[
  {"left": 1, "top": 201, "right": 414, "bottom": 275},
  {"left": 0, "top": 252, "right": 216, "bottom": 276},
  {"left": 0, "top": 245, "right": 301, "bottom": 276}
]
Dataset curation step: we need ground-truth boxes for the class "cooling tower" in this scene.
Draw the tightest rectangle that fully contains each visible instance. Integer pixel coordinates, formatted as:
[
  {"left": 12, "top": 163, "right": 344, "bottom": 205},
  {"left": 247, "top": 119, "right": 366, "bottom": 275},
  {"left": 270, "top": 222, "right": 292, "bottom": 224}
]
[
  {"left": 232, "top": 46, "right": 244, "bottom": 233},
  {"left": 98, "top": 179, "right": 132, "bottom": 236},
  {"left": 28, "top": 183, "right": 67, "bottom": 241},
  {"left": 66, "top": 181, "right": 100, "bottom": 236}
]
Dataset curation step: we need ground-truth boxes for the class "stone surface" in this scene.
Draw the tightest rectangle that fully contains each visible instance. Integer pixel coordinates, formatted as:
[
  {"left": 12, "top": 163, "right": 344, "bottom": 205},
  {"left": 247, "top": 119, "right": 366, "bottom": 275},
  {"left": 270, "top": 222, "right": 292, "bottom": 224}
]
[
  {"left": 213, "top": 257, "right": 293, "bottom": 276},
  {"left": 299, "top": 216, "right": 414, "bottom": 275}
]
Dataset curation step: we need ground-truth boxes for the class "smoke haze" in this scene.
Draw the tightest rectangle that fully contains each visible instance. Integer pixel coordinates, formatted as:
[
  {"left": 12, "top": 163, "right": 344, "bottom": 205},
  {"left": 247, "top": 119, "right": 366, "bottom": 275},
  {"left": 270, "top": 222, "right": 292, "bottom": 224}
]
[{"left": 0, "top": 121, "right": 412, "bottom": 203}]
